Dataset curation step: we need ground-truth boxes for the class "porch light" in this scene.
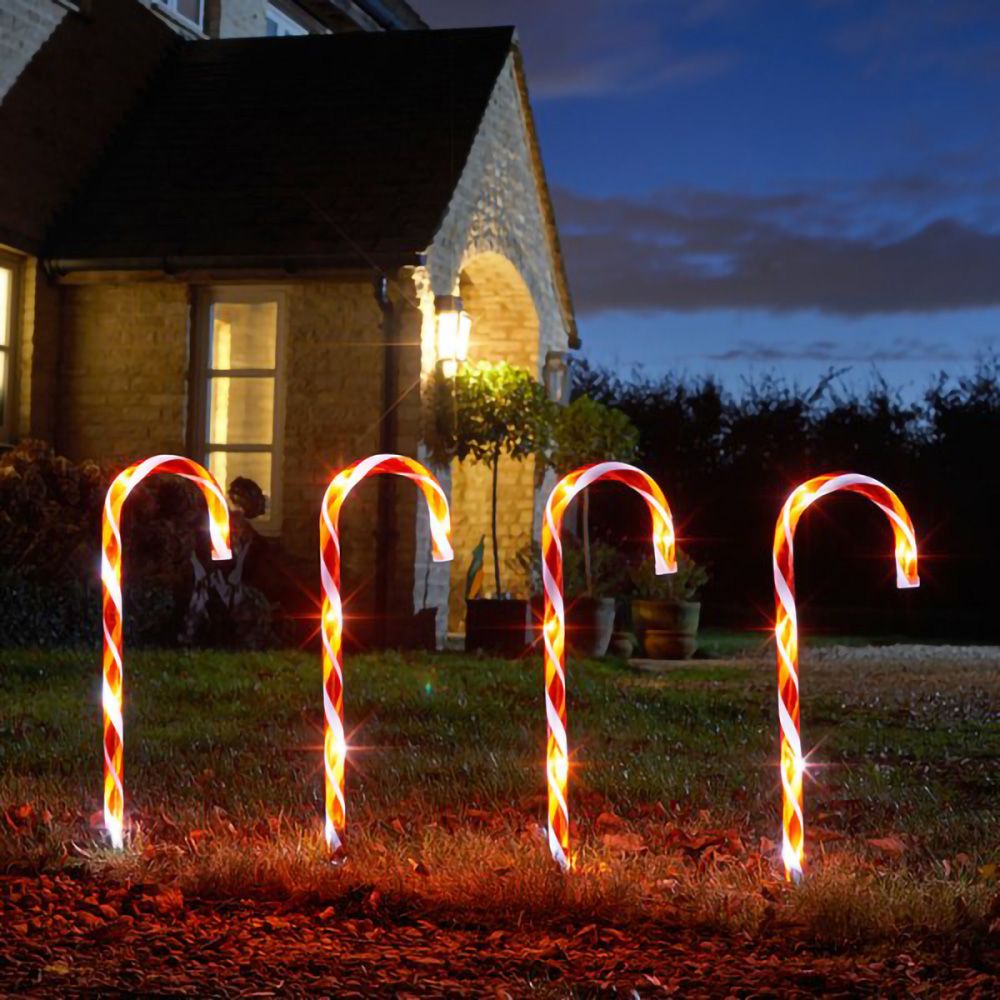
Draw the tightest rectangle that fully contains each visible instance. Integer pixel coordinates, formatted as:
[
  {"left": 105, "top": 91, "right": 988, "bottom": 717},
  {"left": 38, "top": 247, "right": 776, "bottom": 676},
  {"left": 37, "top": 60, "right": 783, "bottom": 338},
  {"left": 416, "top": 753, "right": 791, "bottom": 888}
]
[
  {"left": 544, "top": 350, "right": 569, "bottom": 403},
  {"left": 435, "top": 294, "right": 471, "bottom": 378}
]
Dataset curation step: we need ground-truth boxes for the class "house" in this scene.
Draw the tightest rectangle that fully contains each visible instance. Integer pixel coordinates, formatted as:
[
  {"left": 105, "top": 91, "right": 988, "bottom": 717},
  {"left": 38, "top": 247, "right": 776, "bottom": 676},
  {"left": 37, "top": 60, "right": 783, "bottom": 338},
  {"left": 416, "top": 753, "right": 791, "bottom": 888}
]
[{"left": 0, "top": 0, "right": 577, "bottom": 642}]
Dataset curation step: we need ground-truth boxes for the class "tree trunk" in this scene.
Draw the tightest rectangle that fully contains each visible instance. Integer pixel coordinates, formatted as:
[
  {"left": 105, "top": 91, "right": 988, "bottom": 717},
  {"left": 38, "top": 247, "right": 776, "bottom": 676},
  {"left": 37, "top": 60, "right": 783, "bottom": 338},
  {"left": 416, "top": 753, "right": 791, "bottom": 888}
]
[
  {"left": 583, "top": 489, "right": 592, "bottom": 594},
  {"left": 491, "top": 443, "right": 502, "bottom": 596}
]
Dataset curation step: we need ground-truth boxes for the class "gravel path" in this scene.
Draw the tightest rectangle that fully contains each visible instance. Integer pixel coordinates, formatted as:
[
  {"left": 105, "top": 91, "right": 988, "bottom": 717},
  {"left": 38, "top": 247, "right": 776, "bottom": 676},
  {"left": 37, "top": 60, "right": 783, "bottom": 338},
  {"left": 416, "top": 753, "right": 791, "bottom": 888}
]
[{"left": 806, "top": 643, "right": 1000, "bottom": 664}]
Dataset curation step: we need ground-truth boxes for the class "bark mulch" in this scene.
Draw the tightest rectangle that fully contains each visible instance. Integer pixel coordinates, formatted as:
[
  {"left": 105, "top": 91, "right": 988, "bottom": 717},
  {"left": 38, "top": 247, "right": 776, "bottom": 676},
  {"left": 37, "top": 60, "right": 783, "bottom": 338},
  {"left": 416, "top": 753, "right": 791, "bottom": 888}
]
[{"left": 1, "top": 874, "right": 997, "bottom": 998}]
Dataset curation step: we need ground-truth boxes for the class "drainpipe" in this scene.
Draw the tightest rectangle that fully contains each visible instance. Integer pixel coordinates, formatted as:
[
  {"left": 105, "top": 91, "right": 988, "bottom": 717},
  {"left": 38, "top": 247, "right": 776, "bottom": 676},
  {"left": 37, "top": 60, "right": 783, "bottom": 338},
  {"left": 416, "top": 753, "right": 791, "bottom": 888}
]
[{"left": 374, "top": 275, "right": 398, "bottom": 627}]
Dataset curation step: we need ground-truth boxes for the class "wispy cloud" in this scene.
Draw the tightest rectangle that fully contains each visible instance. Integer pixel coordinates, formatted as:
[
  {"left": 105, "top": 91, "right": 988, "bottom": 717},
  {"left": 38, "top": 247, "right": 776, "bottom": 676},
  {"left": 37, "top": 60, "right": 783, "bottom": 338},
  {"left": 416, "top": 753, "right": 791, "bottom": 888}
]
[
  {"left": 708, "top": 336, "right": 966, "bottom": 363},
  {"left": 554, "top": 166, "right": 1000, "bottom": 316},
  {"left": 418, "top": 0, "right": 739, "bottom": 98}
]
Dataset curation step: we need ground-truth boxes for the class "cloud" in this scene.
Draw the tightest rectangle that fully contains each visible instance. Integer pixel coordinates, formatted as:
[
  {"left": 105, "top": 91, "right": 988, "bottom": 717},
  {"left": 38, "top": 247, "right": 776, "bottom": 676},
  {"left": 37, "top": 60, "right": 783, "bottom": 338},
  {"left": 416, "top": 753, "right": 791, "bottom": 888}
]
[
  {"left": 708, "top": 337, "right": 966, "bottom": 363},
  {"left": 553, "top": 180, "right": 1000, "bottom": 317},
  {"left": 417, "top": 0, "right": 738, "bottom": 98}
]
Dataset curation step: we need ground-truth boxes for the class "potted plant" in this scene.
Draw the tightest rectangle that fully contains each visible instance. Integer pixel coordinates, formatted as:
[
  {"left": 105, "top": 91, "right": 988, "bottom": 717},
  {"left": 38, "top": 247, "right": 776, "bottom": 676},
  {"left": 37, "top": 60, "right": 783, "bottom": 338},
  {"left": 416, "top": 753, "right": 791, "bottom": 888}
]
[
  {"left": 630, "top": 548, "right": 708, "bottom": 660},
  {"left": 452, "top": 361, "right": 551, "bottom": 655},
  {"left": 514, "top": 536, "right": 628, "bottom": 657},
  {"left": 550, "top": 395, "right": 640, "bottom": 657}
]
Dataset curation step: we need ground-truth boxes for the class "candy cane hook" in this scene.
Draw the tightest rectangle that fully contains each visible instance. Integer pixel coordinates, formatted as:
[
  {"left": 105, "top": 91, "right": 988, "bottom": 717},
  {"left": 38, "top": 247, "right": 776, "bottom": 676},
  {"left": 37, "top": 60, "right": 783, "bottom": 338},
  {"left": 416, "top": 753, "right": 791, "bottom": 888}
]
[
  {"left": 102, "top": 455, "right": 231, "bottom": 849},
  {"left": 773, "top": 472, "right": 919, "bottom": 882},
  {"left": 319, "top": 454, "right": 453, "bottom": 856},
  {"left": 543, "top": 462, "right": 677, "bottom": 870}
]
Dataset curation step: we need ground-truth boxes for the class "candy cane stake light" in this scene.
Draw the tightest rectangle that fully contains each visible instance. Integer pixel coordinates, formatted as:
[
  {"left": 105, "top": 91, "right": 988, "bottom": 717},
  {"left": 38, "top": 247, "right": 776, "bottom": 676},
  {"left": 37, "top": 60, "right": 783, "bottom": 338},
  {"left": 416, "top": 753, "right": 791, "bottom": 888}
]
[
  {"left": 320, "top": 454, "right": 453, "bottom": 857},
  {"left": 773, "top": 472, "right": 919, "bottom": 882},
  {"left": 543, "top": 462, "right": 677, "bottom": 871},
  {"left": 102, "top": 456, "right": 232, "bottom": 850}
]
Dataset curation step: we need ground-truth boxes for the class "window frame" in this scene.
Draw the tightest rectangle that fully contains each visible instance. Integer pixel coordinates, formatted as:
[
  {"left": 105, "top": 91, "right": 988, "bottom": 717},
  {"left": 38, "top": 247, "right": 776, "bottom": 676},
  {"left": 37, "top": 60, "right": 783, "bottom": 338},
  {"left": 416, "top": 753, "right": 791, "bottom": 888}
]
[
  {"left": 0, "top": 250, "right": 22, "bottom": 446},
  {"left": 266, "top": 3, "right": 309, "bottom": 36},
  {"left": 152, "top": 0, "right": 204, "bottom": 33},
  {"left": 191, "top": 286, "right": 288, "bottom": 535}
]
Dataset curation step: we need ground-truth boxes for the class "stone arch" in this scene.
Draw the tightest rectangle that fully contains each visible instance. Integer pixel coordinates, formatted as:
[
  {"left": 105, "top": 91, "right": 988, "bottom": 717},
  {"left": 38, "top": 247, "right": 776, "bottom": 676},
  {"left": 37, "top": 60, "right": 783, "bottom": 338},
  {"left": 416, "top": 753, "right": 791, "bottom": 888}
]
[{"left": 448, "top": 251, "right": 541, "bottom": 629}]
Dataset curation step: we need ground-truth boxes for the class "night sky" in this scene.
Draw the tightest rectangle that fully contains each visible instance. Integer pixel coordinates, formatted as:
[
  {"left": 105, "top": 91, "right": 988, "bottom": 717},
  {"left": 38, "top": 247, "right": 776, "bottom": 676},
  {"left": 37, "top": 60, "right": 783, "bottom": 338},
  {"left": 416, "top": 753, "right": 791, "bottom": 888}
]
[{"left": 421, "top": 0, "right": 1000, "bottom": 394}]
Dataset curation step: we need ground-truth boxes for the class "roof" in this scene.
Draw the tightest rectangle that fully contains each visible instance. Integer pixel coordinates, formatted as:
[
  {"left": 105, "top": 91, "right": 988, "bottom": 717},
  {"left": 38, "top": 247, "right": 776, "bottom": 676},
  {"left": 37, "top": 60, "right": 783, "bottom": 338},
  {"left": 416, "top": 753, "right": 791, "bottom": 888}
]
[{"left": 45, "top": 28, "right": 514, "bottom": 268}]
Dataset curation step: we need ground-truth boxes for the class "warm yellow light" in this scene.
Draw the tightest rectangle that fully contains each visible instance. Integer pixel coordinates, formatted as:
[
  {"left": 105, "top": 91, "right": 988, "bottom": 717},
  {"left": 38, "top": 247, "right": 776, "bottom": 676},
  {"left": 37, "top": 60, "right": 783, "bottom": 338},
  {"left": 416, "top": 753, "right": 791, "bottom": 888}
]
[{"left": 435, "top": 295, "right": 470, "bottom": 372}]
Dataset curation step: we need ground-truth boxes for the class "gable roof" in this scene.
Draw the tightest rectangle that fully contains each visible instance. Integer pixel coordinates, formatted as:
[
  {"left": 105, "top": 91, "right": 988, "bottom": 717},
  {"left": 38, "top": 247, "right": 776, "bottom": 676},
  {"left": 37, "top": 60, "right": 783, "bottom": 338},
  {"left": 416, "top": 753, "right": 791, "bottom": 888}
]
[{"left": 45, "top": 28, "right": 513, "bottom": 268}]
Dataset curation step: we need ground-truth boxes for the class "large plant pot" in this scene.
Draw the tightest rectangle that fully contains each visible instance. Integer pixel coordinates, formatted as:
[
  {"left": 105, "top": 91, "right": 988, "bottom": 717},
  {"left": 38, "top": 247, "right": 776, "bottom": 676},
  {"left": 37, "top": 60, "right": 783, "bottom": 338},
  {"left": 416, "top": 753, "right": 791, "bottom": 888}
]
[
  {"left": 566, "top": 596, "right": 616, "bottom": 658},
  {"left": 465, "top": 598, "right": 531, "bottom": 657},
  {"left": 631, "top": 599, "right": 701, "bottom": 660}
]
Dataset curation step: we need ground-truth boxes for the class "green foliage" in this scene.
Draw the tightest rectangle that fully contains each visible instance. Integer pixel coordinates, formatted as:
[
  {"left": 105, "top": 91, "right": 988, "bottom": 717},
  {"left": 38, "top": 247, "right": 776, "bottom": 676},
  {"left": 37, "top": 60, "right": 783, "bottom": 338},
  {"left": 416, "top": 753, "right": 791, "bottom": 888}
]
[
  {"left": 550, "top": 395, "right": 639, "bottom": 474},
  {"left": 451, "top": 362, "right": 551, "bottom": 595},
  {"left": 629, "top": 547, "right": 709, "bottom": 602},
  {"left": 452, "top": 361, "right": 551, "bottom": 466},
  {"left": 511, "top": 537, "right": 629, "bottom": 598}
]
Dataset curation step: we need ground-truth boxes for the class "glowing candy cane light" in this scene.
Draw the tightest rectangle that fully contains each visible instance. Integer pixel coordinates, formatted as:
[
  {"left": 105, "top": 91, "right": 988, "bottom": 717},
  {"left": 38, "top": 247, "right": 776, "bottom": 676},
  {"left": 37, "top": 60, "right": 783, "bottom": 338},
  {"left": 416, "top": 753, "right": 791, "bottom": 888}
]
[
  {"left": 774, "top": 472, "right": 919, "bottom": 882},
  {"left": 320, "top": 454, "right": 452, "bottom": 856},
  {"left": 543, "top": 462, "right": 677, "bottom": 870},
  {"left": 102, "top": 456, "right": 231, "bottom": 849}
]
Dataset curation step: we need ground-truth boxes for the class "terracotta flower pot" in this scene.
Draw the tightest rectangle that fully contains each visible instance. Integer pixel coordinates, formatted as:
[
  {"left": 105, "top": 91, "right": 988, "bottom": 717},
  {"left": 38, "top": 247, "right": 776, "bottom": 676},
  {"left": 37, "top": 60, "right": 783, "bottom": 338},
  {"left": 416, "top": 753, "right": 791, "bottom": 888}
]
[{"left": 631, "top": 599, "right": 701, "bottom": 660}]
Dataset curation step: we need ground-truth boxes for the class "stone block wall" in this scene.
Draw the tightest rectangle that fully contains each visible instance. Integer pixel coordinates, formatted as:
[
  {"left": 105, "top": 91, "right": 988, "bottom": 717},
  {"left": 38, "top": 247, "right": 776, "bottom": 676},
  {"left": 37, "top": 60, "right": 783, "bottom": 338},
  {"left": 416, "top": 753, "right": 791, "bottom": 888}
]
[
  {"left": 0, "top": 0, "right": 65, "bottom": 99},
  {"left": 57, "top": 282, "right": 190, "bottom": 459}
]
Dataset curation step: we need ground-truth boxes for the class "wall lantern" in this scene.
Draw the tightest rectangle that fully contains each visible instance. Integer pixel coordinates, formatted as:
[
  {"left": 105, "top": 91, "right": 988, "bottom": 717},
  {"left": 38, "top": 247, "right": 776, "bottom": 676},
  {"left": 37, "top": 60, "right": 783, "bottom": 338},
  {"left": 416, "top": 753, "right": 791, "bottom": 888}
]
[
  {"left": 544, "top": 350, "right": 569, "bottom": 403},
  {"left": 435, "top": 294, "right": 471, "bottom": 378}
]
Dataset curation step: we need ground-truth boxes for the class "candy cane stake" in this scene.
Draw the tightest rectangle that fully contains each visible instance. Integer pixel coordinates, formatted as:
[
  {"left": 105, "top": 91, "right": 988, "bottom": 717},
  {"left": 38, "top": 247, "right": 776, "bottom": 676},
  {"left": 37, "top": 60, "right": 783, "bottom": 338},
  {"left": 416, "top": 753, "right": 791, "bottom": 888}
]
[
  {"left": 774, "top": 472, "right": 919, "bottom": 882},
  {"left": 102, "top": 456, "right": 231, "bottom": 850},
  {"left": 320, "top": 454, "right": 452, "bottom": 856},
  {"left": 543, "top": 462, "right": 677, "bottom": 871}
]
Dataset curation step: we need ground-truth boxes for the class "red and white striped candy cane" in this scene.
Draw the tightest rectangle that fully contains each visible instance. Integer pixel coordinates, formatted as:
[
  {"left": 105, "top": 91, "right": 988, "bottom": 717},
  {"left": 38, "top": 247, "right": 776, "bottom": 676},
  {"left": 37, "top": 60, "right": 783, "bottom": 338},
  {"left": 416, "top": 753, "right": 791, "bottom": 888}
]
[
  {"left": 319, "top": 454, "right": 452, "bottom": 855},
  {"left": 773, "top": 472, "right": 919, "bottom": 881},
  {"left": 102, "top": 456, "right": 231, "bottom": 849},
  {"left": 543, "top": 462, "right": 677, "bottom": 870}
]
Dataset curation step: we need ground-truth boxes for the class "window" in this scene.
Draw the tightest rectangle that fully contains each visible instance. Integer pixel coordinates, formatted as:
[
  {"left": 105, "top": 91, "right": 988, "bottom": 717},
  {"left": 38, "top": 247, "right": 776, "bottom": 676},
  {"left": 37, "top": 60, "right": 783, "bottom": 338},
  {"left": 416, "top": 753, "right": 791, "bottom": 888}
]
[
  {"left": 0, "top": 254, "right": 19, "bottom": 444},
  {"left": 266, "top": 4, "right": 308, "bottom": 36},
  {"left": 194, "top": 289, "right": 286, "bottom": 532},
  {"left": 153, "top": 0, "right": 203, "bottom": 32}
]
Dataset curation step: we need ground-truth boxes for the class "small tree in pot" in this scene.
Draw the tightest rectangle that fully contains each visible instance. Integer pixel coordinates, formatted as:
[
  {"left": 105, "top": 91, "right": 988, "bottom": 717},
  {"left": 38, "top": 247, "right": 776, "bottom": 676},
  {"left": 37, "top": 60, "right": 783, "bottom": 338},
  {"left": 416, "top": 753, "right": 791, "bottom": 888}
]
[
  {"left": 453, "top": 361, "right": 551, "bottom": 654},
  {"left": 550, "top": 395, "right": 640, "bottom": 657},
  {"left": 630, "top": 547, "right": 709, "bottom": 660}
]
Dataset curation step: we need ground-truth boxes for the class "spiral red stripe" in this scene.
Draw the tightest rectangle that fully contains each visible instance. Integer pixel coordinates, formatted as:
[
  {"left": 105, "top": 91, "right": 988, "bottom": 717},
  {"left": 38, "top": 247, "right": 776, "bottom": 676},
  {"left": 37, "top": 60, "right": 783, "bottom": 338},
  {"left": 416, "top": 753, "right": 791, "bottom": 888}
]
[
  {"left": 319, "top": 454, "right": 452, "bottom": 855},
  {"left": 773, "top": 472, "right": 919, "bottom": 881},
  {"left": 542, "top": 462, "right": 677, "bottom": 870},
  {"left": 101, "top": 456, "right": 231, "bottom": 849}
]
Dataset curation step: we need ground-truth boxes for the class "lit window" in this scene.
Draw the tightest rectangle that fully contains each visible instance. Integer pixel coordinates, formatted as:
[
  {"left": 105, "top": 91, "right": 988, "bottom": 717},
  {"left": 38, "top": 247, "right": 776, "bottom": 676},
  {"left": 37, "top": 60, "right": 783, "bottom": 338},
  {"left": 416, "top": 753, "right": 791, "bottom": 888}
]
[
  {"left": 266, "top": 4, "right": 308, "bottom": 36},
  {"left": 154, "top": 0, "right": 204, "bottom": 32},
  {"left": 0, "top": 256, "right": 17, "bottom": 443},
  {"left": 196, "top": 290, "right": 286, "bottom": 531}
]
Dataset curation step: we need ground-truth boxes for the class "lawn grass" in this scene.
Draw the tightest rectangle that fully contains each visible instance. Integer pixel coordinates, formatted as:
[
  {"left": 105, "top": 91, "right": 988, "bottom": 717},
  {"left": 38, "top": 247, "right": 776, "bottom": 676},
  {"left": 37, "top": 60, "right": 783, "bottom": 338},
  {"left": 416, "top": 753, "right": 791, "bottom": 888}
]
[{"left": 1, "top": 645, "right": 998, "bottom": 957}]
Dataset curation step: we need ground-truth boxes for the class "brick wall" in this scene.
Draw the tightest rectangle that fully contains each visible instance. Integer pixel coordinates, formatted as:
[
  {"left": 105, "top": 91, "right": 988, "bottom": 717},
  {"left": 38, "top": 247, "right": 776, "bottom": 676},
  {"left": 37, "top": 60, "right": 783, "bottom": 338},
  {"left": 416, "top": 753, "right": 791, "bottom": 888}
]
[{"left": 57, "top": 282, "right": 190, "bottom": 459}]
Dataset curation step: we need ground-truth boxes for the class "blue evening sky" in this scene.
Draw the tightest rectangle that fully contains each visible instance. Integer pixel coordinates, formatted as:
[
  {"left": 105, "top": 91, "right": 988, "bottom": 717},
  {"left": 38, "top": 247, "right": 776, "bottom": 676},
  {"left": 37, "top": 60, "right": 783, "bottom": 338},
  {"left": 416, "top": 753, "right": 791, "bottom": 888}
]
[{"left": 420, "top": 0, "right": 1000, "bottom": 394}]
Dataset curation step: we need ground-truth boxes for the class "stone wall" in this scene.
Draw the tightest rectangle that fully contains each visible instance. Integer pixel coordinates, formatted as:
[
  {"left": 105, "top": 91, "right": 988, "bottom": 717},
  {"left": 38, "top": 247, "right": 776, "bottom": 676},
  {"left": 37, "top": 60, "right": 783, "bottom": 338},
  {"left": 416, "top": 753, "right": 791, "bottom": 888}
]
[
  {"left": 57, "top": 282, "right": 190, "bottom": 459},
  {"left": 0, "top": 0, "right": 65, "bottom": 98}
]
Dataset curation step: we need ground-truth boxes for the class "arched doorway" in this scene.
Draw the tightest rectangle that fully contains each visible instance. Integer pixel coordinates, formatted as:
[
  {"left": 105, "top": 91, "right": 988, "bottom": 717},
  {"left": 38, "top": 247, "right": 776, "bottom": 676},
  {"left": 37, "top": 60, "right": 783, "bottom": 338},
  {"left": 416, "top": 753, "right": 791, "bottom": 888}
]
[{"left": 448, "top": 252, "right": 541, "bottom": 631}]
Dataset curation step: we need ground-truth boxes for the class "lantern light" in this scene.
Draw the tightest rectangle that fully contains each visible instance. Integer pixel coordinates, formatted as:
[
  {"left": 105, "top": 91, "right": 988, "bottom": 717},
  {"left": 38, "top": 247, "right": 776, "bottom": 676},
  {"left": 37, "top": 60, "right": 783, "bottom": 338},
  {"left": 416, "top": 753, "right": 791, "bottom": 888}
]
[
  {"left": 543, "top": 350, "right": 570, "bottom": 403},
  {"left": 435, "top": 294, "right": 471, "bottom": 378},
  {"left": 773, "top": 472, "right": 919, "bottom": 882},
  {"left": 319, "top": 454, "right": 453, "bottom": 857},
  {"left": 101, "top": 455, "right": 231, "bottom": 850},
  {"left": 542, "top": 461, "right": 677, "bottom": 871}
]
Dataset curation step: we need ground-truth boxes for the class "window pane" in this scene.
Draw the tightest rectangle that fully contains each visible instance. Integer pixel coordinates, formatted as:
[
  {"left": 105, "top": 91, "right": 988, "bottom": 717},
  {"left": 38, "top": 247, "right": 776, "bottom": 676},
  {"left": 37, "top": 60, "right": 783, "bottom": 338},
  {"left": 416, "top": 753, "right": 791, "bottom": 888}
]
[
  {"left": 209, "top": 450, "right": 272, "bottom": 503},
  {"left": 208, "top": 376, "right": 275, "bottom": 445},
  {"left": 0, "top": 350, "right": 6, "bottom": 426},
  {"left": 211, "top": 301, "right": 277, "bottom": 370},
  {"left": 0, "top": 268, "right": 9, "bottom": 347},
  {"left": 176, "top": 0, "right": 202, "bottom": 26}
]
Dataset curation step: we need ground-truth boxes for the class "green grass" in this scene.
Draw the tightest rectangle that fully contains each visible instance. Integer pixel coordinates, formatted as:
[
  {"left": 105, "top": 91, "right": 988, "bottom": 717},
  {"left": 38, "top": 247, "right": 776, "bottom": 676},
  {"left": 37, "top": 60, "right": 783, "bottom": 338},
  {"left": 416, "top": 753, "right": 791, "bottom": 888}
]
[{"left": 1, "top": 646, "right": 998, "bottom": 951}]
